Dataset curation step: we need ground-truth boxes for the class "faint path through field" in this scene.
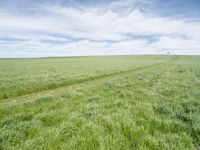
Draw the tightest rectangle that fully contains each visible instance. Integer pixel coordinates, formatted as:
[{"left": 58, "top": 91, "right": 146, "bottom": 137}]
[{"left": 0, "top": 56, "right": 177, "bottom": 107}]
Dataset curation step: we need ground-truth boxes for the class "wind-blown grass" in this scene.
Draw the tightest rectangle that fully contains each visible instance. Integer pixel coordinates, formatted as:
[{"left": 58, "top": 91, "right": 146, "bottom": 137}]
[
  {"left": 0, "top": 55, "right": 171, "bottom": 100},
  {"left": 0, "top": 55, "right": 199, "bottom": 150}
]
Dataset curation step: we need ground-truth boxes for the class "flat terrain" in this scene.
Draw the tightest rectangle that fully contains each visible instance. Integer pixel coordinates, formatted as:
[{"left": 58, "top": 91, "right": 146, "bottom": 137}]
[{"left": 0, "top": 55, "right": 200, "bottom": 149}]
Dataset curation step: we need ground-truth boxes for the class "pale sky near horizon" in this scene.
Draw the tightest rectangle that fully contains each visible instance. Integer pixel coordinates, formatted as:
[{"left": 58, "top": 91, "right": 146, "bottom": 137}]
[{"left": 0, "top": 0, "right": 200, "bottom": 58}]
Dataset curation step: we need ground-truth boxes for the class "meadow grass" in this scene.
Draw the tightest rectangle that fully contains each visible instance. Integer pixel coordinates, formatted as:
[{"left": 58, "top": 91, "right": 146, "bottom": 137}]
[
  {"left": 0, "top": 55, "right": 171, "bottom": 100},
  {"left": 0, "top": 55, "right": 200, "bottom": 150}
]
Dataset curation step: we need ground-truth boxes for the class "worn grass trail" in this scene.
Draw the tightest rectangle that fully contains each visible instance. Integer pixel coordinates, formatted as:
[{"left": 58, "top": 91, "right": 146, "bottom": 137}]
[
  {"left": 0, "top": 55, "right": 171, "bottom": 100},
  {"left": 0, "top": 60, "right": 170, "bottom": 108},
  {"left": 0, "top": 56, "right": 200, "bottom": 150}
]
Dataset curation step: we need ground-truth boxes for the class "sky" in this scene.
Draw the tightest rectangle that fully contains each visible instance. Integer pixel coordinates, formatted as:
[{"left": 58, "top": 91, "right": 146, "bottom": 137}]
[{"left": 0, "top": 0, "right": 200, "bottom": 57}]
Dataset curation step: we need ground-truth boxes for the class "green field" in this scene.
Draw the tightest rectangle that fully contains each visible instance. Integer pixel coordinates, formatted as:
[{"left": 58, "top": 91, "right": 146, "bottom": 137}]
[{"left": 0, "top": 55, "right": 200, "bottom": 150}]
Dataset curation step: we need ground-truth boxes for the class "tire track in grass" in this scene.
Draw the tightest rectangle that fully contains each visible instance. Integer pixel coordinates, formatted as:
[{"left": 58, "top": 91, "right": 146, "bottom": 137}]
[{"left": 0, "top": 57, "right": 177, "bottom": 107}]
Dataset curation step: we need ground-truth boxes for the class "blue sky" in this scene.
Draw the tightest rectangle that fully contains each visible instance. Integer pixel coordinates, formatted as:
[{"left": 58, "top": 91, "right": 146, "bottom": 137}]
[{"left": 0, "top": 0, "right": 200, "bottom": 57}]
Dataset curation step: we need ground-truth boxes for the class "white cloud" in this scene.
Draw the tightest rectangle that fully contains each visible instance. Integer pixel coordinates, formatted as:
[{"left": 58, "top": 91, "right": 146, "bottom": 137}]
[{"left": 0, "top": 2, "right": 200, "bottom": 57}]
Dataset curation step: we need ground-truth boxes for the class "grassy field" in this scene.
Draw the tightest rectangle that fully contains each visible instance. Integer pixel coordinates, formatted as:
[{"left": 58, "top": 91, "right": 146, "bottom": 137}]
[
  {"left": 0, "top": 55, "right": 170, "bottom": 100},
  {"left": 0, "top": 55, "right": 200, "bottom": 150}
]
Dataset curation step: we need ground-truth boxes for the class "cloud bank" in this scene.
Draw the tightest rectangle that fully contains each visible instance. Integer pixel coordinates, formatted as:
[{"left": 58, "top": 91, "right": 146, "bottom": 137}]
[{"left": 0, "top": 0, "right": 200, "bottom": 57}]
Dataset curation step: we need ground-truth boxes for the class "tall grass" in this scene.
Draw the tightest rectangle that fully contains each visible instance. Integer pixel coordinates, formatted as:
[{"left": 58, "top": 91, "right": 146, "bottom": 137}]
[
  {"left": 0, "top": 55, "right": 171, "bottom": 100},
  {"left": 0, "top": 55, "right": 200, "bottom": 149}
]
